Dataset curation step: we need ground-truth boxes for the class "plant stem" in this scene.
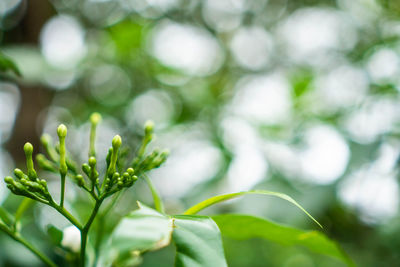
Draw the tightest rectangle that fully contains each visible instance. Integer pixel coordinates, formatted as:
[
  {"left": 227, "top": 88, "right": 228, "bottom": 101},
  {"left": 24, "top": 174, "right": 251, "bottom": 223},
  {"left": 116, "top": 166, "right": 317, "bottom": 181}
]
[
  {"left": 60, "top": 173, "right": 66, "bottom": 208},
  {"left": 143, "top": 174, "right": 164, "bottom": 213},
  {"left": 0, "top": 223, "right": 57, "bottom": 267},
  {"left": 94, "top": 191, "right": 122, "bottom": 259},
  {"left": 53, "top": 205, "right": 82, "bottom": 230},
  {"left": 79, "top": 199, "right": 103, "bottom": 267}
]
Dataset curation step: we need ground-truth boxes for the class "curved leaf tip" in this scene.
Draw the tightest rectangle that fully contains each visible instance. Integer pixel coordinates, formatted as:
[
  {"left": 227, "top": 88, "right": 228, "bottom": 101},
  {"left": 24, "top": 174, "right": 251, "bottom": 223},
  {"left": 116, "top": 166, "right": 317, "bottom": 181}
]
[{"left": 184, "top": 190, "right": 322, "bottom": 228}]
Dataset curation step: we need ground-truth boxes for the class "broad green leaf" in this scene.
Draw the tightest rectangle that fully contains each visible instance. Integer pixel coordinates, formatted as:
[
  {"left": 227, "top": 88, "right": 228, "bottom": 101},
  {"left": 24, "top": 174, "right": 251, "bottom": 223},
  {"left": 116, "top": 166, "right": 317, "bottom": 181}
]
[
  {"left": 212, "top": 214, "right": 355, "bottom": 267},
  {"left": 47, "top": 225, "right": 63, "bottom": 245},
  {"left": 111, "top": 202, "right": 173, "bottom": 254},
  {"left": 184, "top": 190, "right": 322, "bottom": 228},
  {"left": 172, "top": 215, "right": 228, "bottom": 267}
]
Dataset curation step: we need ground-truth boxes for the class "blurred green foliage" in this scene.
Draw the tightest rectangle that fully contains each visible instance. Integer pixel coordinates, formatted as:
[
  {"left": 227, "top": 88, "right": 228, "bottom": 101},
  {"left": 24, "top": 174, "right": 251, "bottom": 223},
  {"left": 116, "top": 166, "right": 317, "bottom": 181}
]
[{"left": 1, "top": 0, "right": 400, "bottom": 266}]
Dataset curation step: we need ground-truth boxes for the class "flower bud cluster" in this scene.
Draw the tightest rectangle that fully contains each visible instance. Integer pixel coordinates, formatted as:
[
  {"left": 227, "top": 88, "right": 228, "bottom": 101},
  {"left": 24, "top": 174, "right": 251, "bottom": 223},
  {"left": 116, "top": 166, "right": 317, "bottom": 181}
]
[
  {"left": 4, "top": 113, "right": 168, "bottom": 204},
  {"left": 4, "top": 145, "right": 52, "bottom": 203}
]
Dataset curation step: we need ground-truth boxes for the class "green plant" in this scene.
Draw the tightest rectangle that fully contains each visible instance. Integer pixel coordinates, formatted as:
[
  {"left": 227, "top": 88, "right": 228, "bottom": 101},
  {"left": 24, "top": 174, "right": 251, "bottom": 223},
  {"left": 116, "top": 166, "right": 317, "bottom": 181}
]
[{"left": 1, "top": 113, "right": 354, "bottom": 266}]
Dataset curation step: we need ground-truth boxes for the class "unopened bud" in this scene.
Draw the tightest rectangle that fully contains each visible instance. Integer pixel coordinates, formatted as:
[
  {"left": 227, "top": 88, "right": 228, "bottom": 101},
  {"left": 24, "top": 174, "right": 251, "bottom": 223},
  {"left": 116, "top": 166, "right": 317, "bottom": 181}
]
[
  {"left": 90, "top": 112, "right": 102, "bottom": 126},
  {"left": 23, "top": 142, "right": 33, "bottom": 156},
  {"left": 144, "top": 120, "right": 154, "bottom": 136},
  {"left": 89, "top": 157, "right": 96, "bottom": 167},
  {"left": 112, "top": 135, "right": 122, "bottom": 149},
  {"left": 57, "top": 124, "right": 67, "bottom": 138}
]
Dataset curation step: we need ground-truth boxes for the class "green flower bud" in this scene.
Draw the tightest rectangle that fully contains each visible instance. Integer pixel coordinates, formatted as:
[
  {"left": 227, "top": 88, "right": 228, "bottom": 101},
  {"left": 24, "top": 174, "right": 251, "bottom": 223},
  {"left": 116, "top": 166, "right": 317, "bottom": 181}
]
[
  {"left": 40, "top": 134, "right": 51, "bottom": 147},
  {"left": 107, "top": 136, "right": 121, "bottom": 177},
  {"left": 122, "top": 172, "right": 130, "bottom": 182},
  {"left": 112, "top": 172, "right": 120, "bottom": 182},
  {"left": 144, "top": 120, "right": 154, "bottom": 136},
  {"left": 24, "top": 142, "right": 33, "bottom": 156},
  {"left": 36, "top": 154, "right": 57, "bottom": 172},
  {"left": 90, "top": 112, "right": 102, "bottom": 126},
  {"left": 75, "top": 174, "right": 85, "bottom": 187},
  {"left": 82, "top": 164, "right": 91, "bottom": 177},
  {"left": 4, "top": 176, "right": 13, "bottom": 184},
  {"left": 57, "top": 124, "right": 68, "bottom": 176},
  {"left": 112, "top": 135, "right": 122, "bottom": 150},
  {"left": 24, "top": 143, "right": 37, "bottom": 180},
  {"left": 14, "top": 168, "right": 25, "bottom": 180},
  {"left": 127, "top": 168, "right": 134, "bottom": 176},
  {"left": 57, "top": 124, "right": 67, "bottom": 138},
  {"left": 106, "top": 147, "right": 112, "bottom": 167},
  {"left": 89, "top": 157, "right": 96, "bottom": 167}
]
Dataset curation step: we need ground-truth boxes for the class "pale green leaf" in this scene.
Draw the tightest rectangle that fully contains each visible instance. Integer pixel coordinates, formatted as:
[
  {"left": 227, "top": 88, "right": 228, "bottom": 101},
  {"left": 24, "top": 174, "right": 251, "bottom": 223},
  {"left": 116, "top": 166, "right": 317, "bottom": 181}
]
[
  {"left": 172, "top": 215, "right": 228, "bottom": 267},
  {"left": 111, "top": 202, "right": 173, "bottom": 258},
  {"left": 213, "top": 214, "right": 354, "bottom": 267},
  {"left": 184, "top": 190, "right": 322, "bottom": 228}
]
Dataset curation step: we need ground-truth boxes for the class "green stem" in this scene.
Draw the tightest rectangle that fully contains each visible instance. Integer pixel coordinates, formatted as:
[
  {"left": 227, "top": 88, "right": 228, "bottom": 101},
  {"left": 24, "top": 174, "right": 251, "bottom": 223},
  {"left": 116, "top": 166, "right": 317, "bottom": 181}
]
[
  {"left": 80, "top": 199, "right": 103, "bottom": 267},
  {"left": 94, "top": 191, "right": 122, "bottom": 259},
  {"left": 143, "top": 174, "right": 164, "bottom": 213},
  {"left": 60, "top": 173, "right": 66, "bottom": 208},
  {"left": 53, "top": 205, "right": 82, "bottom": 230},
  {"left": 0, "top": 223, "right": 57, "bottom": 267}
]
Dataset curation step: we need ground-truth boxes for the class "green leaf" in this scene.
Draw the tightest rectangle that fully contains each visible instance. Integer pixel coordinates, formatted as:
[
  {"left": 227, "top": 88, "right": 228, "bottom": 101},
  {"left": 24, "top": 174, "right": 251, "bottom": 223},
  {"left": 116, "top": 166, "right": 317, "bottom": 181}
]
[
  {"left": 111, "top": 202, "right": 173, "bottom": 256},
  {"left": 184, "top": 190, "right": 322, "bottom": 228},
  {"left": 212, "top": 214, "right": 355, "bottom": 267},
  {"left": 172, "top": 215, "right": 228, "bottom": 267},
  {"left": 47, "top": 225, "right": 63, "bottom": 245},
  {"left": 15, "top": 198, "right": 34, "bottom": 223},
  {"left": 0, "top": 51, "right": 21, "bottom": 76},
  {"left": 0, "top": 207, "right": 14, "bottom": 226}
]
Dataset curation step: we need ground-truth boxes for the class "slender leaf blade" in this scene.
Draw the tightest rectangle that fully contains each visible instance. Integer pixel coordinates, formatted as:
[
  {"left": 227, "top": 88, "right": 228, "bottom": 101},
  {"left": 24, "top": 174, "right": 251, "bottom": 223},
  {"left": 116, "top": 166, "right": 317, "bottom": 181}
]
[
  {"left": 172, "top": 215, "right": 228, "bottom": 267},
  {"left": 184, "top": 190, "right": 322, "bottom": 228},
  {"left": 213, "top": 214, "right": 354, "bottom": 267}
]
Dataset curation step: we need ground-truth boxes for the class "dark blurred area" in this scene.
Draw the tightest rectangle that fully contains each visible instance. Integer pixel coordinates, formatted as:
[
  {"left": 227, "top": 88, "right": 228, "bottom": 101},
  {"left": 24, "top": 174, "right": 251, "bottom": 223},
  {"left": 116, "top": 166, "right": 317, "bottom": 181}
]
[{"left": 1, "top": 0, "right": 400, "bottom": 266}]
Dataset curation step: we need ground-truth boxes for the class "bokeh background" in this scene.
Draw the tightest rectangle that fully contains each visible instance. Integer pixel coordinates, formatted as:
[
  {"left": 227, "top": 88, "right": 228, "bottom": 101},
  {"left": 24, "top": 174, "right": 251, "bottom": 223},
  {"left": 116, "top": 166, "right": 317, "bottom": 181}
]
[{"left": 1, "top": 0, "right": 400, "bottom": 266}]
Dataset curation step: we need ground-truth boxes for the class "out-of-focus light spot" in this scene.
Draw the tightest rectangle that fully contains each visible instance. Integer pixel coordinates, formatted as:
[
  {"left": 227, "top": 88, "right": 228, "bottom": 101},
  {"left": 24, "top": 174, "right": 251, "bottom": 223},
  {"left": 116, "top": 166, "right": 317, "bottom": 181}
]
[
  {"left": 221, "top": 117, "right": 259, "bottom": 150},
  {"left": 151, "top": 21, "right": 224, "bottom": 76},
  {"left": 367, "top": 48, "right": 400, "bottom": 82},
  {"left": 88, "top": 65, "right": 132, "bottom": 106},
  {"left": 337, "top": 0, "right": 382, "bottom": 24},
  {"left": 44, "top": 70, "right": 76, "bottom": 90},
  {"left": 230, "top": 26, "right": 273, "bottom": 70},
  {"left": 61, "top": 226, "right": 81, "bottom": 253},
  {"left": 202, "top": 0, "right": 245, "bottom": 32},
  {"left": 279, "top": 8, "right": 357, "bottom": 65},
  {"left": 152, "top": 139, "right": 223, "bottom": 197},
  {"left": 2, "top": 46, "right": 48, "bottom": 83},
  {"left": 339, "top": 143, "right": 400, "bottom": 224},
  {"left": 122, "top": 0, "right": 178, "bottom": 18},
  {"left": 125, "top": 89, "right": 176, "bottom": 129},
  {"left": 299, "top": 126, "right": 349, "bottom": 184},
  {"left": 150, "top": 126, "right": 223, "bottom": 197},
  {"left": 0, "top": 0, "right": 25, "bottom": 30},
  {"left": 227, "top": 145, "right": 268, "bottom": 191},
  {"left": 39, "top": 107, "right": 74, "bottom": 139},
  {"left": 0, "top": 82, "right": 20, "bottom": 144},
  {"left": 70, "top": 118, "right": 120, "bottom": 165},
  {"left": 40, "top": 15, "right": 87, "bottom": 69},
  {"left": 344, "top": 98, "right": 400, "bottom": 144},
  {"left": 82, "top": 0, "right": 125, "bottom": 26},
  {"left": 314, "top": 65, "right": 368, "bottom": 111},
  {"left": 262, "top": 142, "right": 300, "bottom": 179},
  {"left": 0, "top": 0, "right": 21, "bottom": 14},
  {"left": 231, "top": 73, "right": 291, "bottom": 124},
  {"left": 0, "top": 149, "right": 14, "bottom": 203}
]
